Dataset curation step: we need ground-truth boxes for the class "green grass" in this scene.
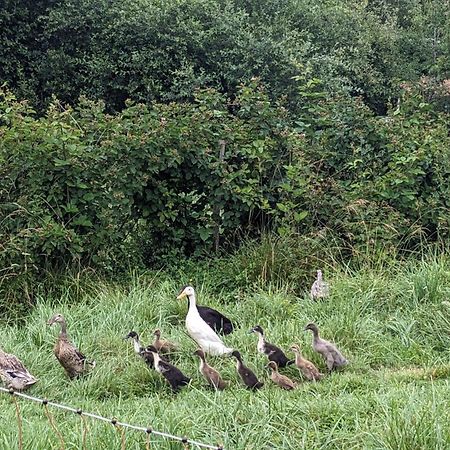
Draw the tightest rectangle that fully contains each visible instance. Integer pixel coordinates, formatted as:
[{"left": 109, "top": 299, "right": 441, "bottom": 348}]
[{"left": 1, "top": 258, "right": 450, "bottom": 449}]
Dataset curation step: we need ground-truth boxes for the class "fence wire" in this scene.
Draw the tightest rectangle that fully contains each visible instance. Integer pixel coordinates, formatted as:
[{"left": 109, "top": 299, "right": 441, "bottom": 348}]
[{"left": 0, "top": 387, "right": 224, "bottom": 449}]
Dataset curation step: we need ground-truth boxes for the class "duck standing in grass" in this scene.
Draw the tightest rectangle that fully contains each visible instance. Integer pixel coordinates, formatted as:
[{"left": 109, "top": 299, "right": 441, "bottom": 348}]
[
  {"left": 177, "top": 285, "right": 234, "bottom": 335},
  {"left": 124, "top": 331, "right": 154, "bottom": 368},
  {"left": 290, "top": 344, "right": 323, "bottom": 381},
  {"left": 47, "top": 314, "right": 95, "bottom": 379},
  {"left": 304, "top": 323, "right": 348, "bottom": 371},
  {"left": 142, "top": 345, "right": 190, "bottom": 392},
  {"left": 177, "top": 286, "right": 233, "bottom": 356},
  {"left": 153, "top": 328, "right": 177, "bottom": 355},
  {"left": 231, "top": 350, "right": 263, "bottom": 390},
  {"left": 310, "top": 270, "right": 329, "bottom": 300},
  {"left": 194, "top": 349, "right": 228, "bottom": 390},
  {"left": 0, "top": 348, "right": 37, "bottom": 390},
  {"left": 266, "top": 361, "right": 296, "bottom": 390},
  {"left": 250, "top": 325, "right": 293, "bottom": 368}
]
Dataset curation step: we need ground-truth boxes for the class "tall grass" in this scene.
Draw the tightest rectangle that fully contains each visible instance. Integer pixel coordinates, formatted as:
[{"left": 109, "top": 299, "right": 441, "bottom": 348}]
[{"left": 1, "top": 250, "right": 450, "bottom": 449}]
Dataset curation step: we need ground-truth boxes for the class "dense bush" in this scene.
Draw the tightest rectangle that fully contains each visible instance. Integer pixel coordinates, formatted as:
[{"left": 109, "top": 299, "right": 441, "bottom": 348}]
[
  {"left": 1, "top": 0, "right": 449, "bottom": 113},
  {"left": 1, "top": 78, "right": 450, "bottom": 300}
]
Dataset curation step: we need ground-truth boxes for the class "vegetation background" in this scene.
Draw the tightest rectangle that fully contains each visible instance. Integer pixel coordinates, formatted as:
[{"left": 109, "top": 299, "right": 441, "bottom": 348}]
[{"left": 0, "top": 0, "right": 449, "bottom": 448}]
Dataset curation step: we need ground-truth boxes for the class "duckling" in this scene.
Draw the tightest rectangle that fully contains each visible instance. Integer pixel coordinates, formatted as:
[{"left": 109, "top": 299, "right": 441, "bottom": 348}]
[
  {"left": 124, "top": 331, "right": 154, "bottom": 368},
  {"left": 231, "top": 350, "right": 263, "bottom": 390},
  {"left": 266, "top": 361, "right": 296, "bottom": 390},
  {"left": 47, "top": 314, "right": 95, "bottom": 379},
  {"left": 177, "top": 285, "right": 234, "bottom": 335},
  {"left": 194, "top": 349, "right": 227, "bottom": 390},
  {"left": 304, "top": 323, "right": 348, "bottom": 371},
  {"left": 250, "top": 325, "right": 293, "bottom": 368},
  {"left": 153, "top": 329, "right": 177, "bottom": 354},
  {"left": 290, "top": 344, "right": 323, "bottom": 381},
  {"left": 177, "top": 286, "right": 233, "bottom": 356},
  {"left": 0, "top": 348, "right": 37, "bottom": 391},
  {"left": 310, "top": 270, "right": 329, "bottom": 300},
  {"left": 142, "top": 345, "right": 190, "bottom": 392}
]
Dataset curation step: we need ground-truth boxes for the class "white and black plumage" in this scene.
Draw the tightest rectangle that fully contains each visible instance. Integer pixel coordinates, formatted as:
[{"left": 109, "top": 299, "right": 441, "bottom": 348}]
[
  {"left": 250, "top": 325, "right": 293, "bottom": 368},
  {"left": 124, "top": 331, "right": 154, "bottom": 368},
  {"left": 47, "top": 314, "right": 95, "bottom": 379},
  {"left": 310, "top": 270, "right": 329, "bottom": 300},
  {"left": 142, "top": 345, "right": 190, "bottom": 392},
  {"left": 177, "top": 285, "right": 234, "bottom": 335},
  {"left": 231, "top": 350, "right": 263, "bottom": 390},
  {"left": 304, "top": 323, "right": 348, "bottom": 371},
  {"left": 0, "top": 348, "right": 37, "bottom": 391},
  {"left": 177, "top": 286, "right": 233, "bottom": 356}
]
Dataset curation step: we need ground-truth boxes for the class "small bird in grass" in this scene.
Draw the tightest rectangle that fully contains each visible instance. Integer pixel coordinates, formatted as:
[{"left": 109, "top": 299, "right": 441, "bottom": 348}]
[
  {"left": 266, "top": 361, "right": 296, "bottom": 390},
  {"left": 124, "top": 331, "right": 154, "bottom": 368},
  {"left": 0, "top": 348, "right": 37, "bottom": 391},
  {"left": 152, "top": 329, "right": 177, "bottom": 355},
  {"left": 194, "top": 349, "right": 228, "bottom": 390},
  {"left": 47, "top": 314, "right": 96, "bottom": 379},
  {"left": 290, "top": 344, "right": 323, "bottom": 381},
  {"left": 250, "top": 325, "right": 294, "bottom": 368},
  {"left": 142, "top": 345, "right": 190, "bottom": 392},
  {"left": 231, "top": 350, "right": 263, "bottom": 390},
  {"left": 304, "top": 323, "right": 348, "bottom": 371},
  {"left": 310, "top": 270, "right": 329, "bottom": 300}
]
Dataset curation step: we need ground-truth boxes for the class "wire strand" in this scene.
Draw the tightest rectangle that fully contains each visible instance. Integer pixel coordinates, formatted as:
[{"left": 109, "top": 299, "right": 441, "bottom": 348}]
[{"left": 0, "top": 387, "right": 222, "bottom": 449}]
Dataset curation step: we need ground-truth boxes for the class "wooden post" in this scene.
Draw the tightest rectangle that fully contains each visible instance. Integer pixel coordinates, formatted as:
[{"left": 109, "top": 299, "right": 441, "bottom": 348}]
[{"left": 214, "top": 140, "right": 226, "bottom": 252}]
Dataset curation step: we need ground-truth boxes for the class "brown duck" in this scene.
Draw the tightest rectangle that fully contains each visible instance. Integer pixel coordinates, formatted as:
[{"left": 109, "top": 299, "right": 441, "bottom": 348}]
[
  {"left": 153, "top": 329, "right": 177, "bottom": 354},
  {"left": 47, "top": 314, "right": 95, "bottom": 379},
  {"left": 0, "top": 348, "right": 37, "bottom": 390},
  {"left": 194, "top": 349, "right": 227, "bottom": 390},
  {"left": 290, "top": 344, "right": 323, "bottom": 381},
  {"left": 266, "top": 361, "right": 296, "bottom": 390},
  {"left": 231, "top": 350, "right": 263, "bottom": 390}
]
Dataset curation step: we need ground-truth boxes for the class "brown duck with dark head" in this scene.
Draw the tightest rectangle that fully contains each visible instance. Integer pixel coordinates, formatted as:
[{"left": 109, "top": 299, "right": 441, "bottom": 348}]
[{"left": 231, "top": 350, "right": 263, "bottom": 390}]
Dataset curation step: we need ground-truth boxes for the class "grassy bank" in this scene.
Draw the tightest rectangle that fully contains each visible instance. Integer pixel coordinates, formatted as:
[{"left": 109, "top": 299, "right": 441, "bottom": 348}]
[{"left": 1, "top": 257, "right": 450, "bottom": 449}]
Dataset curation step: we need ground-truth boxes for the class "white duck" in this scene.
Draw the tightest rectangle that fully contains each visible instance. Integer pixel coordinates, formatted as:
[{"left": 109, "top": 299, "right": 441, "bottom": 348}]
[{"left": 177, "top": 286, "right": 233, "bottom": 356}]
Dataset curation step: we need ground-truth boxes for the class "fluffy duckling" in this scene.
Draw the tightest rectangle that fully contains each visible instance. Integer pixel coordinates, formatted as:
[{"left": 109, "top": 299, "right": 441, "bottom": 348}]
[
  {"left": 177, "top": 285, "right": 234, "bottom": 335},
  {"left": 231, "top": 350, "right": 263, "bottom": 390},
  {"left": 304, "top": 323, "right": 348, "bottom": 371},
  {"left": 153, "top": 329, "right": 177, "bottom": 354},
  {"left": 47, "top": 314, "right": 95, "bottom": 379},
  {"left": 310, "top": 270, "right": 329, "bottom": 300},
  {"left": 177, "top": 286, "right": 233, "bottom": 356},
  {"left": 142, "top": 345, "right": 190, "bottom": 392},
  {"left": 290, "top": 344, "right": 323, "bottom": 381},
  {"left": 0, "top": 348, "right": 37, "bottom": 391},
  {"left": 250, "top": 325, "right": 293, "bottom": 368},
  {"left": 266, "top": 361, "right": 296, "bottom": 390},
  {"left": 194, "top": 349, "right": 227, "bottom": 390}
]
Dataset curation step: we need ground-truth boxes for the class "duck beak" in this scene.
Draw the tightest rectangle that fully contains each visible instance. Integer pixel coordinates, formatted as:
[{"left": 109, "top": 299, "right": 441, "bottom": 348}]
[
  {"left": 47, "top": 319, "right": 54, "bottom": 326},
  {"left": 177, "top": 292, "right": 187, "bottom": 300}
]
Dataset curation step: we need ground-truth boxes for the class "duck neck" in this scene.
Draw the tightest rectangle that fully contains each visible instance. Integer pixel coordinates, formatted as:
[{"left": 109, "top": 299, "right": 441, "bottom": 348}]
[
  {"left": 133, "top": 337, "right": 142, "bottom": 354},
  {"left": 293, "top": 351, "right": 302, "bottom": 364},
  {"left": 256, "top": 332, "right": 265, "bottom": 351},
  {"left": 311, "top": 329, "right": 320, "bottom": 341},
  {"left": 59, "top": 321, "right": 68, "bottom": 338}
]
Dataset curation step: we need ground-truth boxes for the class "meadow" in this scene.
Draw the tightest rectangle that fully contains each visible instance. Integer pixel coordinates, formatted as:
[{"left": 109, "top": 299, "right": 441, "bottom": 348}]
[{"left": 1, "top": 256, "right": 450, "bottom": 449}]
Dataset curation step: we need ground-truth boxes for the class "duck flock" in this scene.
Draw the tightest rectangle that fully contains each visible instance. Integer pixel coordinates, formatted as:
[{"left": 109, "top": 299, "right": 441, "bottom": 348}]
[{"left": 0, "top": 271, "right": 348, "bottom": 394}]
